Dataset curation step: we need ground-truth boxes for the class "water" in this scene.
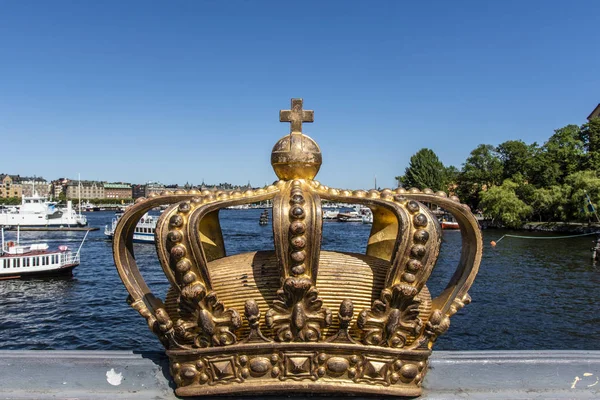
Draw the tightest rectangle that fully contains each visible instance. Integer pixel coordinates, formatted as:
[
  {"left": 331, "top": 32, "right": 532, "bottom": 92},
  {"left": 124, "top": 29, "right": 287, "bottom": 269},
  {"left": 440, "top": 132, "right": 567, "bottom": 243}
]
[{"left": 1, "top": 209, "right": 599, "bottom": 351}]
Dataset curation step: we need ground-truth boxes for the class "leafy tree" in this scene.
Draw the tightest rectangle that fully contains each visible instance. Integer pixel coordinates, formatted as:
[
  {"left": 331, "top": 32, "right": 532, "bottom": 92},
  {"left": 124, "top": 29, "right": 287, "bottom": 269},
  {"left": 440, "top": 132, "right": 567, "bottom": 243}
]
[
  {"left": 525, "top": 147, "right": 562, "bottom": 188},
  {"left": 396, "top": 148, "right": 447, "bottom": 191},
  {"left": 540, "top": 125, "right": 585, "bottom": 184},
  {"left": 456, "top": 144, "right": 503, "bottom": 209},
  {"left": 497, "top": 140, "right": 535, "bottom": 181},
  {"left": 580, "top": 117, "right": 600, "bottom": 171},
  {"left": 563, "top": 171, "right": 600, "bottom": 221},
  {"left": 530, "top": 186, "right": 568, "bottom": 222},
  {"left": 510, "top": 172, "right": 536, "bottom": 205},
  {"left": 479, "top": 179, "right": 532, "bottom": 228},
  {"left": 444, "top": 165, "right": 460, "bottom": 194},
  {"left": 0, "top": 197, "right": 21, "bottom": 205}
]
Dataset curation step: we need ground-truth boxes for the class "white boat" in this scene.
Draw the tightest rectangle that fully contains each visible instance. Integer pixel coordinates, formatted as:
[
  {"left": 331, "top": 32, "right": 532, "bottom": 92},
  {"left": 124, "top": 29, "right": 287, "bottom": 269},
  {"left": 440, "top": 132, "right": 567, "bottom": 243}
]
[
  {"left": 362, "top": 210, "right": 373, "bottom": 224},
  {"left": 0, "top": 193, "right": 87, "bottom": 227},
  {"left": 0, "top": 228, "right": 88, "bottom": 280},
  {"left": 323, "top": 209, "right": 340, "bottom": 220},
  {"left": 337, "top": 205, "right": 372, "bottom": 223},
  {"left": 104, "top": 212, "right": 157, "bottom": 243}
]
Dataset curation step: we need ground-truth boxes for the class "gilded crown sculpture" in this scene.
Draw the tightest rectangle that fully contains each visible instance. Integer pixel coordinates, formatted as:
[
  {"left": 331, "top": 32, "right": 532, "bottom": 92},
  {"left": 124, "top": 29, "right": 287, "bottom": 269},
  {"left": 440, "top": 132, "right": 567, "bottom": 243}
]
[{"left": 112, "top": 99, "right": 482, "bottom": 396}]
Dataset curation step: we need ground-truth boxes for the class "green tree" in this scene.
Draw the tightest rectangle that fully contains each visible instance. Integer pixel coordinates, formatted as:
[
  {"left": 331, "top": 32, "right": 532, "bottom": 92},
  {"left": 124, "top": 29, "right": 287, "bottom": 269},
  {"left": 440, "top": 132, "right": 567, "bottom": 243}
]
[
  {"left": 396, "top": 148, "right": 447, "bottom": 191},
  {"left": 479, "top": 179, "right": 532, "bottom": 228},
  {"left": 540, "top": 125, "right": 585, "bottom": 185},
  {"left": 580, "top": 117, "right": 600, "bottom": 171},
  {"left": 445, "top": 165, "right": 460, "bottom": 194},
  {"left": 456, "top": 144, "right": 503, "bottom": 209},
  {"left": 563, "top": 170, "right": 600, "bottom": 221},
  {"left": 0, "top": 197, "right": 21, "bottom": 205},
  {"left": 530, "top": 186, "right": 568, "bottom": 222},
  {"left": 497, "top": 140, "right": 535, "bottom": 181}
]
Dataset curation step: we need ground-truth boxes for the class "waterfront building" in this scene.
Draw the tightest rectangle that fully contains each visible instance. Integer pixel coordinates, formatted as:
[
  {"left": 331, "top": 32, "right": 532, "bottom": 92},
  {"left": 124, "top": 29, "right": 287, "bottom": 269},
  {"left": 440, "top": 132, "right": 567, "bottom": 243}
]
[
  {"left": 146, "top": 182, "right": 166, "bottom": 197},
  {"left": 50, "top": 178, "right": 69, "bottom": 199},
  {"left": 66, "top": 180, "right": 105, "bottom": 200},
  {"left": 104, "top": 183, "right": 132, "bottom": 199},
  {"left": 0, "top": 175, "right": 22, "bottom": 199},
  {"left": 19, "top": 177, "right": 51, "bottom": 197}
]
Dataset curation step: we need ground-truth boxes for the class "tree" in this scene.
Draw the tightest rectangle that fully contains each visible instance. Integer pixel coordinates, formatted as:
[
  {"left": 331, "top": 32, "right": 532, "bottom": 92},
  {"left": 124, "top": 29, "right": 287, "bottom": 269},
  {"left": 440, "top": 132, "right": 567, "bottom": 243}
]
[
  {"left": 497, "top": 140, "right": 535, "bottom": 181},
  {"left": 580, "top": 117, "right": 600, "bottom": 172},
  {"left": 563, "top": 170, "right": 600, "bottom": 221},
  {"left": 530, "top": 186, "right": 568, "bottom": 222},
  {"left": 479, "top": 179, "right": 532, "bottom": 228},
  {"left": 444, "top": 165, "right": 460, "bottom": 195},
  {"left": 396, "top": 148, "right": 447, "bottom": 191},
  {"left": 456, "top": 144, "right": 503, "bottom": 209},
  {"left": 540, "top": 125, "right": 585, "bottom": 184}
]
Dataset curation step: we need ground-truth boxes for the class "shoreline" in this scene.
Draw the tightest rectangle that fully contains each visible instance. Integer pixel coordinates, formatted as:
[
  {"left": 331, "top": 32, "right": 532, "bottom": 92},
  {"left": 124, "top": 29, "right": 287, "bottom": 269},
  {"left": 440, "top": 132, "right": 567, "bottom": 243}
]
[{"left": 482, "top": 221, "right": 600, "bottom": 233}]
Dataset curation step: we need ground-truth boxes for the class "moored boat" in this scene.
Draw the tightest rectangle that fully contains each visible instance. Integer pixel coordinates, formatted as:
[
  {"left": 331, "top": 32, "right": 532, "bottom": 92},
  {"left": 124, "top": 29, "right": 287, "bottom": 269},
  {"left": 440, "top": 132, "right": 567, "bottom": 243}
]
[
  {"left": 0, "top": 228, "right": 88, "bottom": 280},
  {"left": 104, "top": 211, "right": 157, "bottom": 243},
  {"left": 0, "top": 193, "right": 87, "bottom": 227},
  {"left": 438, "top": 213, "right": 460, "bottom": 229},
  {"left": 337, "top": 205, "right": 372, "bottom": 223}
]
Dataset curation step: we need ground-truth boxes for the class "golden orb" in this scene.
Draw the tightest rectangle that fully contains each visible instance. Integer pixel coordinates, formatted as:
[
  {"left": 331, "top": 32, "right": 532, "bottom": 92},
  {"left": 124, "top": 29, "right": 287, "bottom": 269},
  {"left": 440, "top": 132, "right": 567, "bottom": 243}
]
[{"left": 271, "top": 132, "right": 322, "bottom": 180}]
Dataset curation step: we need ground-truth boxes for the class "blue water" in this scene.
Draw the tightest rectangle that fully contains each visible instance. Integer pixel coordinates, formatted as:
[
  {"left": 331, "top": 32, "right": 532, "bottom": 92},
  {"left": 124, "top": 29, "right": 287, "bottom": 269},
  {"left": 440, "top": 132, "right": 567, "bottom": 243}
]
[{"left": 0, "top": 209, "right": 599, "bottom": 351}]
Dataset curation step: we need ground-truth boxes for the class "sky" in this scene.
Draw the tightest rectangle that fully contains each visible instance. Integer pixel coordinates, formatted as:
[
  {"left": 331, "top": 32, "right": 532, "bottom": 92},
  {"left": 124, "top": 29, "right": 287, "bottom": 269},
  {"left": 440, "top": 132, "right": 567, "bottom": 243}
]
[{"left": 1, "top": 1, "right": 599, "bottom": 189}]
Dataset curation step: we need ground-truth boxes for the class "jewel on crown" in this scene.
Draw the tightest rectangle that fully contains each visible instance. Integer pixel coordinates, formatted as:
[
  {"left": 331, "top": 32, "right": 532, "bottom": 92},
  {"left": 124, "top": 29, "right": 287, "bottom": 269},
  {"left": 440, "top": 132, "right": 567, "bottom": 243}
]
[{"left": 112, "top": 98, "right": 482, "bottom": 396}]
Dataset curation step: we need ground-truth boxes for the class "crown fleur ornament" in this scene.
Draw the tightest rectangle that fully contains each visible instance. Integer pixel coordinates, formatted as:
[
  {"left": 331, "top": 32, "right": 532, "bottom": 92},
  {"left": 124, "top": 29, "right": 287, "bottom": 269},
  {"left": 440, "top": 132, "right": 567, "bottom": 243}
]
[{"left": 113, "top": 98, "right": 482, "bottom": 396}]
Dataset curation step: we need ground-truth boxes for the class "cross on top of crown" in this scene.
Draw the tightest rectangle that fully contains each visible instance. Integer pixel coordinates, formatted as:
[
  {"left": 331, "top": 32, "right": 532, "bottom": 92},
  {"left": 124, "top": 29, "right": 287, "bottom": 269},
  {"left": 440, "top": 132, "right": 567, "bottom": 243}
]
[{"left": 279, "top": 98, "right": 314, "bottom": 133}]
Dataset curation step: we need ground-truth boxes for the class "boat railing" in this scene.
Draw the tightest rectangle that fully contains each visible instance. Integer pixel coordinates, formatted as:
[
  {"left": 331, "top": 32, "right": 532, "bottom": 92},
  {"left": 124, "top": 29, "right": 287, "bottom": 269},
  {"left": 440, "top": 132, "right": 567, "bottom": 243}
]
[{"left": 61, "top": 251, "right": 80, "bottom": 265}]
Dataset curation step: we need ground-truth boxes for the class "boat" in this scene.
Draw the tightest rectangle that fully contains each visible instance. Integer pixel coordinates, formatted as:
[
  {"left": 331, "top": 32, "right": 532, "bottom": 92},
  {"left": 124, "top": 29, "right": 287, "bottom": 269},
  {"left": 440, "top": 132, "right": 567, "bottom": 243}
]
[
  {"left": 0, "top": 228, "right": 88, "bottom": 280},
  {"left": 259, "top": 210, "right": 269, "bottom": 226},
  {"left": 104, "top": 211, "right": 157, "bottom": 243},
  {"left": 362, "top": 210, "right": 373, "bottom": 224},
  {"left": 0, "top": 193, "right": 87, "bottom": 227},
  {"left": 439, "top": 213, "right": 459, "bottom": 229},
  {"left": 337, "top": 205, "right": 372, "bottom": 223},
  {"left": 323, "top": 209, "right": 340, "bottom": 220}
]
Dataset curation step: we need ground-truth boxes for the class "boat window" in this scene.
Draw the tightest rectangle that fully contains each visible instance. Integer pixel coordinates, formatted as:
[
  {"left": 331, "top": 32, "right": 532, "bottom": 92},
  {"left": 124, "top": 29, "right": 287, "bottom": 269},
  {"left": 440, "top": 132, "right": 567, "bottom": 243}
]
[
  {"left": 15, "top": 259, "right": 20, "bottom": 268},
  {"left": 46, "top": 256, "right": 50, "bottom": 265},
  {"left": 3, "top": 259, "right": 6, "bottom": 268}
]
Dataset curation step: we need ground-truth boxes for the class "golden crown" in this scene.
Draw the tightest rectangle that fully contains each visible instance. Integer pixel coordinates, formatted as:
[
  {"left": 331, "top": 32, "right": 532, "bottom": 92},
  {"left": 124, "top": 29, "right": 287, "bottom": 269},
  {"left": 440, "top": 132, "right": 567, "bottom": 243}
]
[{"left": 113, "top": 98, "right": 482, "bottom": 397}]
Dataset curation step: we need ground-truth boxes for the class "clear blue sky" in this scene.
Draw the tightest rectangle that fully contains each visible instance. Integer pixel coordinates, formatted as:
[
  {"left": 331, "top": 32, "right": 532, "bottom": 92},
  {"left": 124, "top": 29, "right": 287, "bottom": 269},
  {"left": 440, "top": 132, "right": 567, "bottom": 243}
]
[{"left": 1, "top": 1, "right": 599, "bottom": 189}]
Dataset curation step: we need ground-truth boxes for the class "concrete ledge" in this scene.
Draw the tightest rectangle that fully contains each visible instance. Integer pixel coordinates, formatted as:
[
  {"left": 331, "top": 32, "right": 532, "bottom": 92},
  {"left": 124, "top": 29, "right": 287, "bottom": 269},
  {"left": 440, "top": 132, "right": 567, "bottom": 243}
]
[{"left": 0, "top": 350, "right": 598, "bottom": 399}]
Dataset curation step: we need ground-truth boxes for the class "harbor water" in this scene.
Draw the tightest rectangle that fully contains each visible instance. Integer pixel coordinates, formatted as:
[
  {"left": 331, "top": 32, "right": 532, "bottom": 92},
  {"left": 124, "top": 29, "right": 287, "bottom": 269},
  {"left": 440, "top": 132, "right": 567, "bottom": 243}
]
[{"left": 1, "top": 209, "right": 599, "bottom": 351}]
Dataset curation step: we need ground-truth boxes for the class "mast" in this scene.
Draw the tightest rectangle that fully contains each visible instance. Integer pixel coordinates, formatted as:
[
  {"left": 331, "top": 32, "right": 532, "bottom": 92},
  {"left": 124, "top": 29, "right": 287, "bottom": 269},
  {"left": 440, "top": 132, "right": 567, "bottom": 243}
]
[{"left": 78, "top": 173, "right": 82, "bottom": 217}]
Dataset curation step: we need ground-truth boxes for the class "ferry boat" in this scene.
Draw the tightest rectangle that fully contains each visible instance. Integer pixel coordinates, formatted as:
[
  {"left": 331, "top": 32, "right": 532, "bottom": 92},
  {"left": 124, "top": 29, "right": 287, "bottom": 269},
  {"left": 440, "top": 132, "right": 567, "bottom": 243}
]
[
  {"left": 104, "top": 212, "right": 157, "bottom": 243},
  {"left": 0, "top": 228, "right": 88, "bottom": 280},
  {"left": 0, "top": 193, "right": 87, "bottom": 227}
]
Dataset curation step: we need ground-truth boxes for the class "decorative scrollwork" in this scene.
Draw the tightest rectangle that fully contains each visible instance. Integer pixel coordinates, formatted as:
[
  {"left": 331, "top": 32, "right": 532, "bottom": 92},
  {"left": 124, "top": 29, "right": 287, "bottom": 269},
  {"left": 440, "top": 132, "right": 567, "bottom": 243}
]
[
  {"left": 174, "top": 283, "right": 241, "bottom": 347},
  {"left": 423, "top": 309, "right": 450, "bottom": 341},
  {"left": 265, "top": 277, "right": 331, "bottom": 342},
  {"left": 357, "top": 284, "right": 422, "bottom": 347}
]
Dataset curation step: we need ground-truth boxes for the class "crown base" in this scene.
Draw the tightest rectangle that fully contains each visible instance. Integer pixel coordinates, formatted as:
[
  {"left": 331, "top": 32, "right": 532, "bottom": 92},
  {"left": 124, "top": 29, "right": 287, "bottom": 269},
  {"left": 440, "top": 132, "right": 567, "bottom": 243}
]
[{"left": 168, "top": 342, "right": 430, "bottom": 397}]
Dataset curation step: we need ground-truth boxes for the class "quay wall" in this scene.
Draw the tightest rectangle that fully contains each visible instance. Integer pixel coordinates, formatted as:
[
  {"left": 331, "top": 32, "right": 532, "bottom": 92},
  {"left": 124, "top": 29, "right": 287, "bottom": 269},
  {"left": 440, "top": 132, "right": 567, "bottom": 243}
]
[{"left": 0, "top": 350, "right": 598, "bottom": 399}]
